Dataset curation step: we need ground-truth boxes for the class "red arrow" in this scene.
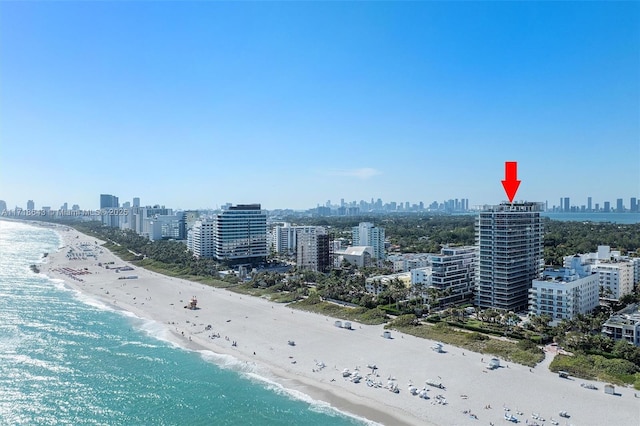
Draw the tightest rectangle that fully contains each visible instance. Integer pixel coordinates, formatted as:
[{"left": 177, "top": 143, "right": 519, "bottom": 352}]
[{"left": 501, "top": 161, "right": 521, "bottom": 203}]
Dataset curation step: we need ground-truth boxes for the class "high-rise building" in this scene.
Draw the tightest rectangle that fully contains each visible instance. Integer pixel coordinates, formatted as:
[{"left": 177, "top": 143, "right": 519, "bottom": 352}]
[
  {"left": 188, "top": 220, "right": 216, "bottom": 258},
  {"left": 616, "top": 198, "right": 624, "bottom": 212},
  {"left": 296, "top": 227, "right": 332, "bottom": 272},
  {"left": 100, "top": 194, "right": 120, "bottom": 227},
  {"left": 133, "top": 197, "right": 141, "bottom": 208},
  {"left": 0, "top": 200, "right": 7, "bottom": 212},
  {"left": 100, "top": 194, "right": 119, "bottom": 209},
  {"left": 352, "top": 222, "right": 385, "bottom": 260},
  {"left": 27, "top": 200, "right": 35, "bottom": 210},
  {"left": 587, "top": 197, "right": 592, "bottom": 212},
  {"left": 604, "top": 201, "right": 611, "bottom": 212},
  {"left": 475, "top": 202, "right": 544, "bottom": 312},
  {"left": 213, "top": 204, "right": 267, "bottom": 264},
  {"left": 563, "top": 197, "right": 570, "bottom": 212},
  {"left": 631, "top": 197, "right": 638, "bottom": 213}
]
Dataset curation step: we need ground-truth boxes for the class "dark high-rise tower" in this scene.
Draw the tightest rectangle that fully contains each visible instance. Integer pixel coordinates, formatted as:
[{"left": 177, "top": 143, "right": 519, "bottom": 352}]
[{"left": 476, "top": 202, "right": 544, "bottom": 312}]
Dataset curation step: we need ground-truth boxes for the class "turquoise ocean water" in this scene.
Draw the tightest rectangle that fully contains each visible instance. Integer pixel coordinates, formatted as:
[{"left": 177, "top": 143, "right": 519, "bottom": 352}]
[{"left": 0, "top": 221, "right": 366, "bottom": 426}]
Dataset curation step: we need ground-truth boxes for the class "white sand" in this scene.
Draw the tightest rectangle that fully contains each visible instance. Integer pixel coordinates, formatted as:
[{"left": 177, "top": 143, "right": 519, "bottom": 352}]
[{"left": 41, "top": 224, "right": 640, "bottom": 426}]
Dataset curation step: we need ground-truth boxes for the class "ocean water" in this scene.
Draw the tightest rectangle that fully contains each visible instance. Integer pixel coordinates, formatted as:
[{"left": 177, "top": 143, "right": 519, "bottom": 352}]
[
  {"left": 541, "top": 212, "right": 640, "bottom": 224},
  {"left": 0, "top": 221, "right": 366, "bottom": 426}
]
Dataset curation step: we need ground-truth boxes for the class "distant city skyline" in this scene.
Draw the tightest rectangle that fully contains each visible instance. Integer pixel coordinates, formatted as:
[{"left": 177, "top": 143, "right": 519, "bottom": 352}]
[
  {"left": 1, "top": 2, "right": 638, "bottom": 210},
  {"left": 2, "top": 193, "right": 640, "bottom": 213}
]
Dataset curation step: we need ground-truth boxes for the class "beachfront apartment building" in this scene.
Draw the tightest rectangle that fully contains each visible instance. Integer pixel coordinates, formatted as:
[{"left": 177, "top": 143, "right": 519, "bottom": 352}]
[
  {"left": 352, "top": 222, "right": 386, "bottom": 260},
  {"left": 602, "top": 305, "right": 640, "bottom": 347},
  {"left": 406, "top": 246, "right": 476, "bottom": 307},
  {"left": 430, "top": 246, "right": 477, "bottom": 306},
  {"left": 476, "top": 202, "right": 544, "bottom": 312},
  {"left": 296, "top": 227, "right": 332, "bottom": 272},
  {"left": 212, "top": 204, "right": 267, "bottom": 265},
  {"left": 188, "top": 219, "right": 216, "bottom": 258},
  {"left": 528, "top": 264, "right": 600, "bottom": 325}
]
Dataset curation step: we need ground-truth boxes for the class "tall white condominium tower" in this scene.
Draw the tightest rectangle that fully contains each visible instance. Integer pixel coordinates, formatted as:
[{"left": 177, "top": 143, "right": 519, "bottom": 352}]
[
  {"left": 213, "top": 204, "right": 267, "bottom": 264},
  {"left": 476, "top": 202, "right": 544, "bottom": 312},
  {"left": 352, "top": 222, "right": 386, "bottom": 260}
]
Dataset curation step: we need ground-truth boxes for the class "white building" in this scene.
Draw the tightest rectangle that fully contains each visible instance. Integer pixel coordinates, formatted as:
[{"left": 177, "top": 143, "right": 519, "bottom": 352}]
[
  {"left": 188, "top": 220, "right": 216, "bottom": 259},
  {"left": 406, "top": 246, "right": 476, "bottom": 307},
  {"left": 335, "top": 246, "right": 373, "bottom": 268},
  {"left": 352, "top": 222, "right": 385, "bottom": 260},
  {"left": 529, "top": 260, "right": 600, "bottom": 325},
  {"left": 430, "top": 246, "right": 476, "bottom": 306},
  {"left": 411, "top": 267, "right": 433, "bottom": 287},
  {"left": 565, "top": 246, "right": 635, "bottom": 300},
  {"left": 602, "top": 305, "right": 640, "bottom": 346},
  {"left": 387, "top": 253, "right": 432, "bottom": 272},
  {"left": 141, "top": 218, "right": 163, "bottom": 242},
  {"left": 594, "top": 262, "right": 634, "bottom": 300},
  {"left": 271, "top": 223, "right": 328, "bottom": 255},
  {"left": 365, "top": 272, "right": 411, "bottom": 296}
]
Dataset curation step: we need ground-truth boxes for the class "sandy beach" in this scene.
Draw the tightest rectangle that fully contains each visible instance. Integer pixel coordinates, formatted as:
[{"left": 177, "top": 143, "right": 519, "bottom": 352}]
[{"left": 41, "top": 224, "right": 639, "bottom": 426}]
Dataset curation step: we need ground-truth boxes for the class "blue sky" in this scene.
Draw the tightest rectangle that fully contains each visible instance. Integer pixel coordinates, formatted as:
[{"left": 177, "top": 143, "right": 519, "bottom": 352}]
[{"left": 1, "top": 2, "right": 638, "bottom": 210}]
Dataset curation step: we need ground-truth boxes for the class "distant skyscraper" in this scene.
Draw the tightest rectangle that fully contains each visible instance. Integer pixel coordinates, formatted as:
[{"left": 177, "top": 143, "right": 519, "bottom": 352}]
[
  {"left": 100, "top": 194, "right": 120, "bottom": 227},
  {"left": 27, "top": 200, "right": 34, "bottom": 210},
  {"left": 587, "top": 197, "right": 592, "bottom": 212},
  {"left": 476, "top": 202, "right": 544, "bottom": 312},
  {"left": 563, "top": 197, "right": 570, "bottom": 212},
  {"left": 133, "top": 197, "right": 141, "bottom": 208},
  {"left": 0, "top": 200, "right": 7, "bottom": 212},
  {"left": 631, "top": 197, "right": 638, "bottom": 213},
  {"left": 100, "top": 194, "right": 119, "bottom": 209},
  {"left": 604, "top": 201, "right": 611, "bottom": 213},
  {"left": 616, "top": 198, "right": 624, "bottom": 212}
]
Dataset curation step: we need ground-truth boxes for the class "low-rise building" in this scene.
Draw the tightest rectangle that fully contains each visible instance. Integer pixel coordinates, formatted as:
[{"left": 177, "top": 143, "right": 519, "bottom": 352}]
[
  {"left": 602, "top": 305, "right": 640, "bottom": 346},
  {"left": 334, "top": 246, "right": 373, "bottom": 268},
  {"left": 387, "top": 253, "right": 432, "bottom": 272},
  {"left": 365, "top": 272, "right": 412, "bottom": 296}
]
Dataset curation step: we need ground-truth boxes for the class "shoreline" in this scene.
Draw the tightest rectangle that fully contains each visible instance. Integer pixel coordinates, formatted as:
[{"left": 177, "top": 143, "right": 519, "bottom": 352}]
[{"left": 21, "top": 220, "right": 640, "bottom": 426}]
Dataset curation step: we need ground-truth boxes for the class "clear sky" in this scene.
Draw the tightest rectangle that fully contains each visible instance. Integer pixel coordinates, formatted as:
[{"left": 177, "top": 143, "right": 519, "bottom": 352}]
[{"left": 1, "top": 2, "right": 638, "bottom": 211}]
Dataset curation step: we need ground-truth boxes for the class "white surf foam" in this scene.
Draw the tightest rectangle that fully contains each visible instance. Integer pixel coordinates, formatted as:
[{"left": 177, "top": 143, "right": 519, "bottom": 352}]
[{"left": 244, "top": 372, "right": 382, "bottom": 425}]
